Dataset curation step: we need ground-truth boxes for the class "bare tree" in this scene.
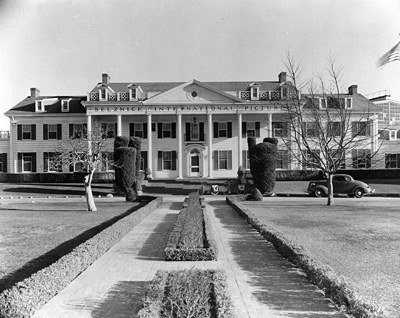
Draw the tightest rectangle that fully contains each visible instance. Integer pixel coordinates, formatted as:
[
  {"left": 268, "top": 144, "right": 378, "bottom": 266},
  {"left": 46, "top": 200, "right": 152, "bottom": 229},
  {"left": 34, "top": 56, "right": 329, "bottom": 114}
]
[
  {"left": 279, "top": 53, "right": 381, "bottom": 206},
  {"left": 50, "top": 123, "right": 114, "bottom": 211}
]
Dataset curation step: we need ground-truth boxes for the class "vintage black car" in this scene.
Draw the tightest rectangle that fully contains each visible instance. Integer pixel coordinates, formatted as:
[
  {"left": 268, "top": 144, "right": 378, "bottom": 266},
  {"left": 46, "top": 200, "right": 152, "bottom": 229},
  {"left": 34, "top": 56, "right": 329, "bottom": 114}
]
[{"left": 306, "top": 174, "right": 374, "bottom": 198}]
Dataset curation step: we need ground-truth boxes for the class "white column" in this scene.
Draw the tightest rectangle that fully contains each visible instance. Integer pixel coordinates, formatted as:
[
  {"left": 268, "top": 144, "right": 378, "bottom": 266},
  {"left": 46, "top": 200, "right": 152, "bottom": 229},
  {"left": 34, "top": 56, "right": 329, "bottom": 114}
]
[
  {"left": 208, "top": 113, "right": 213, "bottom": 178},
  {"left": 177, "top": 114, "right": 183, "bottom": 179},
  {"left": 116, "top": 115, "right": 122, "bottom": 136},
  {"left": 268, "top": 113, "right": 273, "bottom": 137},
  {"left": 237, "top": 113, "right": 242, "bottom": 168},
  {"left": 87, "top": 115, "right": 92, "bottom": 156},
  {"left": 10, "top": 119, "right": 17, "bottom": 173},
  {"left": 147, "top": 114, "right": 153, "bottom": 179}
]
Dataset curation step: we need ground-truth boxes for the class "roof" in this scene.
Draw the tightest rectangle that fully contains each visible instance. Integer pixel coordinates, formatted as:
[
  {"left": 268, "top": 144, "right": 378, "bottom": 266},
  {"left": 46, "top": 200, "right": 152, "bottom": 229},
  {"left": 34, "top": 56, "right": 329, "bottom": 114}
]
[{"left": 5, "top": 96, "right": 87, "bottom": 116}]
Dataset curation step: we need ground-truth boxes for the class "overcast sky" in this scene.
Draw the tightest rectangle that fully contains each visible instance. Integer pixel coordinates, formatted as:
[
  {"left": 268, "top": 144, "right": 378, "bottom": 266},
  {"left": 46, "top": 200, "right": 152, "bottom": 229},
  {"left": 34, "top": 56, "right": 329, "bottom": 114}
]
[{"left": 0, "top": 0, "right": 399, "bottom": 130}]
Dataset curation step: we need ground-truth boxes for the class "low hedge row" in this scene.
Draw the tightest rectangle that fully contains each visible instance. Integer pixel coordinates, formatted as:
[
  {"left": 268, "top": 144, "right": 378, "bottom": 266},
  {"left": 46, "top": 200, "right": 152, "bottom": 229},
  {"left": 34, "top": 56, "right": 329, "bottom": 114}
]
[
  {"left": 0, "top": 196, "right": 162, "bottom": 318},
  {"left": 165, "top": 193, "right": 217, "bottom": 261},
  {"left": 138, "top": 269, "right": 234, "bottom": 318},
  {"left": 0, "top": 172, "right": 115, "bottom": 184},
  {"left": 226, "top": 196, "right": 386, "bottom": 318}
]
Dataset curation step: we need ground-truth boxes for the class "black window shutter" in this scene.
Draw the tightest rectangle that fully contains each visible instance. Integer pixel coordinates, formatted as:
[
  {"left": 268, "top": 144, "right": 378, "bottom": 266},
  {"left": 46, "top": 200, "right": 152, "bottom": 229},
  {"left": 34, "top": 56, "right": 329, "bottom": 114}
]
[
  {"left": 17, "top": 153, "right": 22, "bottom": 172},
  {"left": 255, "top": 122, "right": 260, "bottom": 138},
  {"left": 32, "top": 153, "right": 37, "bottom": 172},
  {"left": 143, "top": 123, "right": 148, "bottom": 139},
  {"left": 152, "top": 123, "right": 156, "bottom": 131},
  {"left": 172, "top": 151, "right": 177, "bottom": 170},
  {"left": 129, "top": 123, "right": 134, "bottom": 136},
  {"left": 214, "top": 122, "right": 219, "bottom": 138},
  {"left": 158, "top": 123, "right": 163, "bottom": 139},
  {"left": 31, "top": 125, "right": 36, "bottom": 140},
  {"left": 17, "top": 125, "right": 22, "bottom": 140},
  {"left": 200, "top": 122, "right": 205, "bottom": 141},
  {"left": 2, "top": 153, "right": 7, "bottom": 172},
  {"left": 69, "top": 124, "right": 74, "bottom": 138},
  {"left": 157, "top": 151, "right": 162, "bottom": 170},
  {"left": 242, "top": 122, "right": 247, "bottom": 138},
  {"left": 171, "top": 123, "right": 176, "bottom": 138},
  {"left": 228, "top": 151, "right": 232, "bottom": 170},
  {"left": 227, "top": 122, "right": 232, "bottom": 138},
  {"left": 114, "top": 123, "right": 118, "bottom": 137},
  {"left": 186, "top": 123, "right": 191, "bottom": 141},
  {"left": 43, "top": 124, "right": 48, "bottom": 140},
  {"left": 213, "top": 150, "right": 218, "bottom": 170},
  {"left": 141, "top": 151, "right": 148, "bottom": 170},
  {"left": 83, "top": 123, "right": 87, "bottom": 137},
  {"left": 69, "top": 163, "right": 74, "bottom": 172},
  {"left": 57, "top": 124, "right": 62, "bottom": 140}
]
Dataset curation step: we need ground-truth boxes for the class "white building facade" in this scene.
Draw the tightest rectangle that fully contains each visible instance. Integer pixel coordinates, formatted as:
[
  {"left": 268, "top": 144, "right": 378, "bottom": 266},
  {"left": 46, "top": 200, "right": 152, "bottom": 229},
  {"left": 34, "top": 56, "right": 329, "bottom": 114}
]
[{"left": 1, "top": 73, "right": 381, "bottom": 179}]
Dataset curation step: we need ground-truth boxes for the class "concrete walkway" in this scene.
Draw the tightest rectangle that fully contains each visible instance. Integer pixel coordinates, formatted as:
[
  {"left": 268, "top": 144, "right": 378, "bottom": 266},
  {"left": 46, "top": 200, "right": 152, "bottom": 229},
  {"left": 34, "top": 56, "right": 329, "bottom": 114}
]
[{"left": 32, "top": 196, "right": 348, "bottom": 318}]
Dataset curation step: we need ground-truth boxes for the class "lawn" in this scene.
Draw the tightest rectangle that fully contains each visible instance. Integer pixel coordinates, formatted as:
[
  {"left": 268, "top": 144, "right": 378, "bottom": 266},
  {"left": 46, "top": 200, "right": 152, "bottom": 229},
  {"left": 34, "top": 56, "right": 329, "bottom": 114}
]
[
  {"left": 0, "top": 197, "right": 143, "bottom": 292},
  {"left": 240, "top": 197, "right": 400, "bottom": 317}
]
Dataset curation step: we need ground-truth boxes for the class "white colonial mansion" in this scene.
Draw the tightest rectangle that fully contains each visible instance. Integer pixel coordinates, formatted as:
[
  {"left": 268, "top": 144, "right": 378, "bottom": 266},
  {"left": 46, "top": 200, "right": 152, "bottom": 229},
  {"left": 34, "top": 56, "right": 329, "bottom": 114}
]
[{"left": 0, "top": 72, "right": 383, "bottom": 179}]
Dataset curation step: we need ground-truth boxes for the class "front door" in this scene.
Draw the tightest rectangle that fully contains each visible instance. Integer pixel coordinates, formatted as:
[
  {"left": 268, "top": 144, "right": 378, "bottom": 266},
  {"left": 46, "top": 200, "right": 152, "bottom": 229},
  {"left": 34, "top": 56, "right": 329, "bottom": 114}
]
[{"left": 189, "top": 149, "right": 200, "bottom": 177}]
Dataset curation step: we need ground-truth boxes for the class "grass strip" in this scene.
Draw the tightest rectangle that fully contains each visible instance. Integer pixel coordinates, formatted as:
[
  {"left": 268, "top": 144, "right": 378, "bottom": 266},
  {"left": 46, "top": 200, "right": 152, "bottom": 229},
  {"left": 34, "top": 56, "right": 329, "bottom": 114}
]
[
  {"left": 138, "top": 269, "right": 234, "bottom": 318},
  {"left": 0, "top": 197, "right": 162, "bottom": 318},
  {"left": 226, "top": 195, "right": 386, "bottom": 318}
]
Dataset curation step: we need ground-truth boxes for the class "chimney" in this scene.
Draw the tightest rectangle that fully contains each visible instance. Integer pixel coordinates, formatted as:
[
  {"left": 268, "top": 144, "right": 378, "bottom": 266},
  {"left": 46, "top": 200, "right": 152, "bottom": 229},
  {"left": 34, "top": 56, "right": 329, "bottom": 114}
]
[
  {"left": 348, "top": 85, "right": 358, "bottom": 95},
  {"left": 30, "top": 87, "right": 40, "bottom": 98},
  {"left": 102, "top": 73, "right": 110, "bottom": 85},
  {"left": 279, "top": 72, "right": 287, "bottom": 83}
]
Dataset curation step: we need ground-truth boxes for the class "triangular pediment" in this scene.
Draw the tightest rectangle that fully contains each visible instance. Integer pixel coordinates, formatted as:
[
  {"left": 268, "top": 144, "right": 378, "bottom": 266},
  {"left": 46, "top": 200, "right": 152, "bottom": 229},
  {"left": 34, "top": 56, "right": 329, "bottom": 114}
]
[{"left": 143, "top": 79, "right": 243, "bottom": 104}]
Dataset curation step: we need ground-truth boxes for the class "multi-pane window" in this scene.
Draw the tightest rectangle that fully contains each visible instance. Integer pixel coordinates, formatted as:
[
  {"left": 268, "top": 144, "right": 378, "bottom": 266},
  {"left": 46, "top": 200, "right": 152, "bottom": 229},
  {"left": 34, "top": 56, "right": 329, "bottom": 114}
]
[
  {"left": 327, "top": 122, "right": 342, "bottom": 137},
  {"left": 191, "top": 123, "right": 199, "bottom": 140},
  {"left": 69, "top": 124, "right": 87, "bottom": 139},
  {"left": 23, "top": 155, "right": 32, "bottom": 172},
  {"left": 352, "top": 121, "right": 371, "bottom": 137},
  {"left": 62, "top": 100, "right": 69, "bottom": 112},
  {"left": 48, "top": 124, "right": 57, "bottom": 139},
  {"left": 0, "top": 153, "right": 6, "bottom": 172},
  {"left": 100, "top": 89, "right": 106, "bottom": 99},
  {"left": 213, "top": 150, "right": 232, "bottom": 170},
  {"left": 43, "top": 152, "right": 62, "bottom": 172},
  {"left": 218, "top": 123, "right": 227, "bottom": 138},
  {"left": 277, "top": 150, "right": 290, "bottom": 169},
  {"left": 352, "top": 149, "right": 371, "bottom": 169},
  {"left": 43, "top": 124, "right": 61, "bottom": 140},
  {"left": 131, "top": 89, "right": 136, "bottom": 99},
  {"left": 101, "top": 123, "right": 116, "bottom": 138},
  {"left": 162, "top": 123, "right": 171, "bottom": 138},
  {"left": 385, "top": 153, "right": 400, "bottom": 168},
  {"left": 273, "top": 122, "right": 287, "bottom": 137},
  {"left": 100, "top": 152, "right": 114, "bottom": 171},
  {"left": 251, "top": 87, "right": 259, "bottom": 99},
  {"left": 157, "top": 123, "right": 176, "bottom": 139},
  {"left": 302, "top": 150, "right": 320, "bottom": 170},
  {"left": 157, "top": 151, "right": 176, "bottom": 171},
  {"left": 134, "top": 123, "right": 143, "bottom": 138},
  {"left": 302, "top": 122, "right": 318, "bottom": 137},
  {"left": 22, "top": 125, "right": 32, "bottom": 139},
  {"left": 37, "top": 101, "right": 42, "bottom": 111},
  {"left": 246, "top": 122, "right": 255, "bottom": 137},
  {"left": 329, "top": 149, "right": 346, "bottom": 169}
]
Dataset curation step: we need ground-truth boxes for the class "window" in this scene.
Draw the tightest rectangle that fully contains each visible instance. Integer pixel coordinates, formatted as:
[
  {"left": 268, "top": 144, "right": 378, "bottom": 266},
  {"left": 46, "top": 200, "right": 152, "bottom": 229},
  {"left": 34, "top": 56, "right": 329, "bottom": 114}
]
[
  {"left": 251, "top": 87, "right": 259, "bottom": 100},
  {"left": 214, "top": 122, "right": 232, "bottom": 138},
  {"left": 43, "top": 152, "right": 62, "bottom": 172},
  {"left": 17, "top": 124, "right": 36, "bottom": 140},
  {"left": 23, "top": 125, "right": 32, "bottom": 139},
  {"left": 157, "top": 122, "right": 176, "bottom": 139},
  {"left": 36, "top": 100, "right": 43, "bottom": 112},
  {"left": 218, "top": 123, "right": 227, "bottom": 138},
  {"left": 23, "top": 155, "right": 32, "bottom": 172},
  {"left": 302, "top": 150, "right": 320, "bottom": 170},
  {"left": 277, "top": 150, "right": 290, "bottom": 169},
  {"left": 191, "top": 123, "right": 199, "bottom": 140},
  {"left": 327, "top": 122, "right": 342, "bottom": 137},
  {"left": 0, "top": 153, "right": 7, "bottom": 172},
  {"left": 130, "top": 88, "right": 137, "bottom": 100},
  {"left": 140, "top": 151, "right": 148, "bottom": 171},
  {"left": 242, "top": 150, "right": 250, "bottom": 170},
  {"left": 352, "top": 121, "right": 371, "bottom": 137},
  {"left": 100, "top": 89, "right": 106, "bottom": 99},
  {"left": 134, "top": 123, "right": 143, "bottom": 138},
  {"left": 390, "top": 130, "right": 397, "bottom": 140},
  {"left": 43, "top": 124, "right": 61, "bottom": 140},
  {"left": 100, "top": 152, "right": 114, "bottom": 171},
  {"left": 101, "top": 123, "right": 116, "bottom": 138},
  {"left": 69, "top": 152, "right": 86, "bottom": 172},
  {"left": 352, "top": 149, "right": 371, "bottom": 169},
  {"left": 385, "top": 153, "right": 400, "bottom": 168},
  {"left": 69, "top": 124, "right": 87, "bottom": 139},
  {"left": 329, "top": 149, "right": 346, "bottom": 169},
  {"left": 273, "top": 122, "right": 287, "bottom": 137},
  {"left": 327, "top": 96, "right": 346, "bottom": 109},
  {"left": 213, "top": 150, "right": 232, "bottom": 170},
  {"left": 48, "top": 124, "right": 57, "bottom": 139},
  {"left": 157, "top": 151, "right": 177, "bottom": 171},
  {"left": 17, "top": 153, "right": 36, "bottom": 172},
  {"left": 61, "top": 100, "right": 69, "bottom": 112},
  {"left": 302, "top": 122, "right": 318, "bottom": 138},
  {"left": 163, "top": 123, "right": 171, "bottom": 138}
]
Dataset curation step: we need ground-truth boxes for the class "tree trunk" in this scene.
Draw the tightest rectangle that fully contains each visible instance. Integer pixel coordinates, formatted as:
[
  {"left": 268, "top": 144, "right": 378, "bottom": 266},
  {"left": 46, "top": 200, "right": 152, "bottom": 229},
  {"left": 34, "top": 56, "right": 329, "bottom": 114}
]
[
  {"left": 327, "top": 173, "right": 335, "bottom": 206},
  {"left": 84, "top": 171, "right": 97, "bottom": 211}
]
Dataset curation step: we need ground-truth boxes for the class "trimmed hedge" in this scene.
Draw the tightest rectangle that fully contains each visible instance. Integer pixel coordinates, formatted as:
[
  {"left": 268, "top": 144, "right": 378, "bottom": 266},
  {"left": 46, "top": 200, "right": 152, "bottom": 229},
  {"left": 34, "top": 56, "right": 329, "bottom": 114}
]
[
  {"left": 138, "top": 269, "right": 234, "bottom": 318},
  {"left": 226, "top": 196, "right": 386, "bottom": 318},
  {"left": 165, "top": 193, "right": 217, "bottom": 261},
  {"left": 0, "top": 196, "right": 162, "bottom": 318}
]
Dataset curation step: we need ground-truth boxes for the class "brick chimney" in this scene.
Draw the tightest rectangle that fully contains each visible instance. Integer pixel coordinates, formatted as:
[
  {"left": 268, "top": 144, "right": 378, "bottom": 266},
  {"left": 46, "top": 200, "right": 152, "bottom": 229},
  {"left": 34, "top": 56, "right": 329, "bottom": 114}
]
[
  {"left": 102, "top": 73, "right": 110, "bottom": 85},
  {"left": 348, "top": 85, "right": 358, "bottom": 95},
  {"left": 30, "top": 87, "right": 40, "bottom": 98},
  {"left": 279, "top": 72, "right": 287, "bottom": 83}
]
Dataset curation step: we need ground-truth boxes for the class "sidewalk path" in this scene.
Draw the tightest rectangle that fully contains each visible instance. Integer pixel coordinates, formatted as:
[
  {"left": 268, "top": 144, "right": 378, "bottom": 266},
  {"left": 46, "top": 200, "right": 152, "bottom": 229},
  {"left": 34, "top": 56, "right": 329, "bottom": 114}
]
[{"left": 32, "top": 196, "right": 348, "bottom": 318}]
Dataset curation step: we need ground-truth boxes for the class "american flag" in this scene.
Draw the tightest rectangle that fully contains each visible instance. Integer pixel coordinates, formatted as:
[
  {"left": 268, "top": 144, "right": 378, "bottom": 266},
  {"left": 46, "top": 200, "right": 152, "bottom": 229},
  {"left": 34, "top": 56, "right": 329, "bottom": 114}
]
[{"left": 377, "top": 41, "right": 400, "bottom": 67}]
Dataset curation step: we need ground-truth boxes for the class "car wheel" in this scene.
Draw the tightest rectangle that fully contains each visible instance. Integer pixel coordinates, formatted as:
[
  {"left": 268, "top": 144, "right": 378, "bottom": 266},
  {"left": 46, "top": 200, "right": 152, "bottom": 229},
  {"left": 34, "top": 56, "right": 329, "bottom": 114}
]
[
  {"left": 354, "top": 188, "right": 364, "bottom": 198},
  {"left": 313, "top": 188, "right": 325, "bottom": 197}
]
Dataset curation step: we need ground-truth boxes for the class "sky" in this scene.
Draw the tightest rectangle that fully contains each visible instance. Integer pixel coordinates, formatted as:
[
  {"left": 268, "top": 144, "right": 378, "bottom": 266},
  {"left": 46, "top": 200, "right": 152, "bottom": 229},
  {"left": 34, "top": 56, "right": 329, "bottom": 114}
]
[{"left": 0, "top": 0, "right": 399, "bottom": 130}]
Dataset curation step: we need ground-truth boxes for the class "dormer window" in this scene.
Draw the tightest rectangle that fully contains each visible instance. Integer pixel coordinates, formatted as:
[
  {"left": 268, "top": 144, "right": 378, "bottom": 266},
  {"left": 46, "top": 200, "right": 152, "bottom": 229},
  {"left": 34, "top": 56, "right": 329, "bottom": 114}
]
[
  {"left": 130, "top": 88, "right": 137, "bottom": 100},
  {"left": 61, "top": 100, "right": 70, "bottom": 112},
  {"left": 36, "top": 100, "right": 43, "bottom": 112},
  {"left": 100, "top": 89, "right": 106, "bottom": 100},
  {"left": 250, "top": 86, "right": 259, "bottom": 100}
]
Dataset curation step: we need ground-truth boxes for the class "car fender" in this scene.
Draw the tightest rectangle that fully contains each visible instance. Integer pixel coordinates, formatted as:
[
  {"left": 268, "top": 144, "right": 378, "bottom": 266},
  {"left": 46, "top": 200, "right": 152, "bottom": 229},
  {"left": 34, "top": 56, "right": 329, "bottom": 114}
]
[{"left": 315, "top": 185, "right": 328, "bottom": 193}]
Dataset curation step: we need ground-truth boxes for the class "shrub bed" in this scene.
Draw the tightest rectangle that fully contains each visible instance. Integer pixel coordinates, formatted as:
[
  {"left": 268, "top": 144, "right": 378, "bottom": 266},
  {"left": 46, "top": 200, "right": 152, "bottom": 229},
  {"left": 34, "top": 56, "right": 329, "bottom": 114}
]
[
  {"left": 138, "top": 269, "right": 234, "bottom": 318},
  {"left": 0, "top": 196, "right": 162, "bottom": 318},
  {"left": 226, "top": 196, "right": 386, "bottom": 318},
  {"left": 165, "top": 192, "right": 217, "bottom": 261}
]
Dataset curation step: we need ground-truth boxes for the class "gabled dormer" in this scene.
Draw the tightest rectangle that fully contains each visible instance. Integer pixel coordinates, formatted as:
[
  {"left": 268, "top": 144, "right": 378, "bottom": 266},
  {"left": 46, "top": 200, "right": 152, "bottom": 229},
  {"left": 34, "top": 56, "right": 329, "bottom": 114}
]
[
  {"left": 35, "top": 100, "right": 44, "bottom": 112},
  {"left": 248, "top": 83, "right": 260, "bottom": 101},
  {"left": 127, "top": 84, "right": 144, "bottom": 101}
]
